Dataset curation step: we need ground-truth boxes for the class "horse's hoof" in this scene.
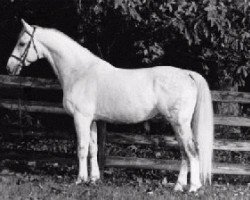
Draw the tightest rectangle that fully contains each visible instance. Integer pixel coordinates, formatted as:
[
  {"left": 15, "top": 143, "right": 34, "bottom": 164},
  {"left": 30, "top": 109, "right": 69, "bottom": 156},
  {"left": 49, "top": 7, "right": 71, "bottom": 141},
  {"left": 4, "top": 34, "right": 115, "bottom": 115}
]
[
  {"left": 189, "top": 184, "right": 202, "bottom": 193},
  {"left": 89, "top": 179, "right": 102, "bottom": 186},
  {"left": 174, "top": 183, "right": 184, "bottom": 192},
  {"left": 90, "top": 176, "right": 100, "bottom": 183},
  {"left": 75, "top": 179, "right": 82, "bottom": 185},
  {"left": 75, "top": 177, "right": 88, "bottom": 185}
]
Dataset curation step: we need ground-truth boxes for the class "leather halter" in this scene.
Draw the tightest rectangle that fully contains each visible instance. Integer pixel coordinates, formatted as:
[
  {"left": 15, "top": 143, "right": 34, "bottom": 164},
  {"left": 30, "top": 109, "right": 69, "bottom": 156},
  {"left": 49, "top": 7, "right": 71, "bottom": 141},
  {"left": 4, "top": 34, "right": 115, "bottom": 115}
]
[{"left": 10, "top": 27, "right": 40, "bottom": 70}]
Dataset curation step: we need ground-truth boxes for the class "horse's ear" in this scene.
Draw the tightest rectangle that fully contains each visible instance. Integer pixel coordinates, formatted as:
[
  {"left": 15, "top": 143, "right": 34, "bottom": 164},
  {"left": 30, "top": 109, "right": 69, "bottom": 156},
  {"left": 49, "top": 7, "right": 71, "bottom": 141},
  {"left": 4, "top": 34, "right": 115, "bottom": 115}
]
[{"left": 21, "top": 19, "right": 32, "bottom": 33}]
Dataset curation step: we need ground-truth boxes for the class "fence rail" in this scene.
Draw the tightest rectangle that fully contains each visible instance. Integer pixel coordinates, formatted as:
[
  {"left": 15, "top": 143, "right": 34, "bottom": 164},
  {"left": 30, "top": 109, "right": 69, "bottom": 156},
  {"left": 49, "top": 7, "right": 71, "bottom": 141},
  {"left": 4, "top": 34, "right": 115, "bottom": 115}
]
[
  {"left": 0, "top": 75, "right": 250, "bottom": 176},
  {"left": 1, "top": 98, "right": 250, "bottom": 127}
]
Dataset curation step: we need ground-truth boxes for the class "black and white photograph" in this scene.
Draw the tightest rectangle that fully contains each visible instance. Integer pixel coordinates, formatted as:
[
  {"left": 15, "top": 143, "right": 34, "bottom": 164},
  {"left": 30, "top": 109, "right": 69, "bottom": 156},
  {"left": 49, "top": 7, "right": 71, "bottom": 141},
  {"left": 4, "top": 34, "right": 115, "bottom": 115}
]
[{"left": 0, "top": 0, "right": 249, "bottom": 199}]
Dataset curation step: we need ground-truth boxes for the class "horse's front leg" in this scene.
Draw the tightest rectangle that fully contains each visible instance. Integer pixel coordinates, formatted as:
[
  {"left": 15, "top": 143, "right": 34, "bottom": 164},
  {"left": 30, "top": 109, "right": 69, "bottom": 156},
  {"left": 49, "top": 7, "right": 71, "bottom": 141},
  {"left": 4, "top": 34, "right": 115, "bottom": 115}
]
[
  {"left": 74, "top": 112, "right": 92, "bottom": 184},
  {"left": 89, "top": 121, "right": 100, "bottom": 182}
]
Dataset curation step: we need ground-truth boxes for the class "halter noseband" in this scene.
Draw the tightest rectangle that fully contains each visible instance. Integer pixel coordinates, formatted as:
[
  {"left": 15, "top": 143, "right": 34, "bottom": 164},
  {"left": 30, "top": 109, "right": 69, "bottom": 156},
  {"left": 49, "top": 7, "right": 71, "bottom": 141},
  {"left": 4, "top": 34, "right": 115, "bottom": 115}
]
[{"left": 10, "top": 27, "right": 40, "bottom": 70}]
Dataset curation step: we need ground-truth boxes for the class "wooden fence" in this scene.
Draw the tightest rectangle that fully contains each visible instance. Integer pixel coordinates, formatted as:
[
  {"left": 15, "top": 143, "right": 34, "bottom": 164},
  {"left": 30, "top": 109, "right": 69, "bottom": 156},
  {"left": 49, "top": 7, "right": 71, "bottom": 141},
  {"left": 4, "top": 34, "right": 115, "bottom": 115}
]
[{"left": 0, "top": 75, "right": 249, "bottom": 176}]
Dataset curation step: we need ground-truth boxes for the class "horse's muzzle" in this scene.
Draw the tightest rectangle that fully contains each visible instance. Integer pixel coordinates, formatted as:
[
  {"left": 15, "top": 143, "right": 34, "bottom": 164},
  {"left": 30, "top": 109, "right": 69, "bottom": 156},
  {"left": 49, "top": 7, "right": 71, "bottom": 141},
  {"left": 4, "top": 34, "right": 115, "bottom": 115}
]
[{"left": 6, "top": 64, "right": 22, "bottom": 76}]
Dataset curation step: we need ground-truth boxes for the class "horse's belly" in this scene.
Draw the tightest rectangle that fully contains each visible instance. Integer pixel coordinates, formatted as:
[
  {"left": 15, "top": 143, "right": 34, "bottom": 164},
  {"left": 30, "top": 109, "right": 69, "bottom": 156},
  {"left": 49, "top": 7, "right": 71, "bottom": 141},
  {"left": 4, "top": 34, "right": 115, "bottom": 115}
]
[
  {"left": 95, "top": 106, "right": 157, "bottom": 123},
  {"left": 95, "top": 90, "right": 157, "bottom": 123}
]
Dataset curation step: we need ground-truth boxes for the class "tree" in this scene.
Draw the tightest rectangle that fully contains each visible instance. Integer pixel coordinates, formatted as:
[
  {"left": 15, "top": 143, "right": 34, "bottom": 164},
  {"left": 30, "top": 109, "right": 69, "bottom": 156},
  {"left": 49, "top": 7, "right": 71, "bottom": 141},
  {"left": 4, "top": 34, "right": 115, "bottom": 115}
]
[{"left": 75, "top": 0, "right": 250, "bottom": 89}]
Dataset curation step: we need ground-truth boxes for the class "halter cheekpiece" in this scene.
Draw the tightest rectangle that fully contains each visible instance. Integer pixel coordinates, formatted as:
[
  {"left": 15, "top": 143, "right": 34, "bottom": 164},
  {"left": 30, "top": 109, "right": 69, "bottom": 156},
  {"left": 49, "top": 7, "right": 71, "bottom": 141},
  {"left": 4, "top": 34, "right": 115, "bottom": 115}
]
[{"left": 10, "top": 26, "right": 40, "bottom": 70}]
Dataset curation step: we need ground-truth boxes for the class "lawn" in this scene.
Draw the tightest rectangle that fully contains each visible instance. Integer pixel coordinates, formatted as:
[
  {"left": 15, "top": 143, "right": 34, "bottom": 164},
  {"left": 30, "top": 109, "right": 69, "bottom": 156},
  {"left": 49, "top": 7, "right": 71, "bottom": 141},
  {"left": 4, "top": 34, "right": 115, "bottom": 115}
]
[{"left": 0, "top": 169, "right": 249, "bottom": 200}]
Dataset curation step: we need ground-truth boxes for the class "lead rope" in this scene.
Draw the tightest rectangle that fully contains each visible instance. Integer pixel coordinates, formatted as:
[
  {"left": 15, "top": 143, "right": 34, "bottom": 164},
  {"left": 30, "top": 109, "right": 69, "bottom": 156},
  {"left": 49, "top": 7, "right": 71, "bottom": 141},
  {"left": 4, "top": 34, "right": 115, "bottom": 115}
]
[{"left": 18, "top": 77, "right": 23, "bottom": 137}]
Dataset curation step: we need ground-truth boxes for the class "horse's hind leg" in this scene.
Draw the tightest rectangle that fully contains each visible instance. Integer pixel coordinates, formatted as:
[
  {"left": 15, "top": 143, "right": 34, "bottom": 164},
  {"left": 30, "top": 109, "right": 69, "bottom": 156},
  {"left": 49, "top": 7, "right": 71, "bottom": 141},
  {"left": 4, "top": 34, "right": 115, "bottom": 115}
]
[
  {"left": 173, "top": 122, "right": 201, "bottom": 192},
  {"left": 89, "top": 121, "right": 100, "bottom": 182},
  {"left": 74, "top": 112, "right": 92, "bottom": 184},
  {"left": 174, "top": 149, "right": 188, "bottom": 191}
]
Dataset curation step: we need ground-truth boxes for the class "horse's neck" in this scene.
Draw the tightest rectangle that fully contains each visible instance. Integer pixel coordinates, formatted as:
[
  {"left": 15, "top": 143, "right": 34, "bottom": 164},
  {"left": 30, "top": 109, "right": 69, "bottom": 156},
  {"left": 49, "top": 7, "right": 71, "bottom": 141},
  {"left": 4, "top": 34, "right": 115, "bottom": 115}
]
[{"left": 36, "top": 28, "right": 106, "bottom": 88}]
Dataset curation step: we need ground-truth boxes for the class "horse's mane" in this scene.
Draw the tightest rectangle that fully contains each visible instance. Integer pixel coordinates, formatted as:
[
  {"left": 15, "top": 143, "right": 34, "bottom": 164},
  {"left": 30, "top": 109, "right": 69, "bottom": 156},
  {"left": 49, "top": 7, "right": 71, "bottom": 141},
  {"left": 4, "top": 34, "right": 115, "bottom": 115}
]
[
  {"left": 35, "top": 25, "right": 113, "bottom": 68},
  {"left": 37, "top": 26, "right": 97, "bottom": 59},
  {"left": 46, "top": 27, "right": 79, "bottom": 45},
  {"left": 41, "top": 27, "right": 84, "bottom": 49}
]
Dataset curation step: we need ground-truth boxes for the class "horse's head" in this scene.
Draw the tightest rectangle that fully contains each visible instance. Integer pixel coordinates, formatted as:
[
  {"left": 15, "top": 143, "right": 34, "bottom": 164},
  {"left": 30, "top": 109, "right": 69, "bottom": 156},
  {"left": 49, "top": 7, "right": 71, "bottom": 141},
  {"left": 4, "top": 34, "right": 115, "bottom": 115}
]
[{"left": 6, "top": 19, "right": 41, "bottom": 75}]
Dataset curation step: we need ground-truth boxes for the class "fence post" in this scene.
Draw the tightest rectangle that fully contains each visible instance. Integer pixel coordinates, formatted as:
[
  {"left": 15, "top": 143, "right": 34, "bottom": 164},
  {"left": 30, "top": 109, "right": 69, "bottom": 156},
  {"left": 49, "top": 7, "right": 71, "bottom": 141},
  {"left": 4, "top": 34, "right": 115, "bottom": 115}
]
[{"left": 97, "top": 120, "right": 107, "bottom": 180}]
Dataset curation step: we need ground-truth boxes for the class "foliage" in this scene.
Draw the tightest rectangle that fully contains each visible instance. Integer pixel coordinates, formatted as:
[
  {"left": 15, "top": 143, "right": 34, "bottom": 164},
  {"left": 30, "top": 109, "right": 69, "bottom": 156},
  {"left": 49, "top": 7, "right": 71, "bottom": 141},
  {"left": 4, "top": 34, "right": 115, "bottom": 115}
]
[{"left": 75, "top": 0, "right": 250, "bottom": 88}]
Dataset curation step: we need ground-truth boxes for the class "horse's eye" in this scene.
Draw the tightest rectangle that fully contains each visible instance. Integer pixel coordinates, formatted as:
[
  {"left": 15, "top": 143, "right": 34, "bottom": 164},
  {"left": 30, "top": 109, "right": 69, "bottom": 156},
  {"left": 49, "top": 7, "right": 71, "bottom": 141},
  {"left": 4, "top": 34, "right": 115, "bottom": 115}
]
[{"left": 19, "top": 42, "right": 25, "bottom": 47}]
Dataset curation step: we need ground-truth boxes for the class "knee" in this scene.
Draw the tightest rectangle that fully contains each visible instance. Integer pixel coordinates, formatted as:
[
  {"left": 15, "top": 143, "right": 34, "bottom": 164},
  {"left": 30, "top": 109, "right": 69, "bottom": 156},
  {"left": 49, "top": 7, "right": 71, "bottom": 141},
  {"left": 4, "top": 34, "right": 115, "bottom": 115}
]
[
  {"left": 186, "top": 140, "right": 198, "bottom": 157},
  {"left": 78, "top": 146, "right": 88, "bottom": 158},
  {"left": 89, "top": 145, "right": 98, "bottom": 157}
]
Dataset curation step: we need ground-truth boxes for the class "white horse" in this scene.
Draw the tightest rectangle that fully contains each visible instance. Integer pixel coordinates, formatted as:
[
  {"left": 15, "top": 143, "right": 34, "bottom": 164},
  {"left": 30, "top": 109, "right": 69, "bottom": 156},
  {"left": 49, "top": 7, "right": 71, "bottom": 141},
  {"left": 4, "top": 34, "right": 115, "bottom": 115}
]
[{"left": 6, "top": 20, "right": 214, "bottom": 192}]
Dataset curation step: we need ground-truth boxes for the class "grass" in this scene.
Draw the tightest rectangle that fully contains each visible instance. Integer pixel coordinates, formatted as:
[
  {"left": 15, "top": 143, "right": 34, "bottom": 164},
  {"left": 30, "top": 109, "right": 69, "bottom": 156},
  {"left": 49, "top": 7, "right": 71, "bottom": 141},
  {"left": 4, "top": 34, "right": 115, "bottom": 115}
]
[{"left": 0, "top": 169, "right": 250, "bottom": 200}]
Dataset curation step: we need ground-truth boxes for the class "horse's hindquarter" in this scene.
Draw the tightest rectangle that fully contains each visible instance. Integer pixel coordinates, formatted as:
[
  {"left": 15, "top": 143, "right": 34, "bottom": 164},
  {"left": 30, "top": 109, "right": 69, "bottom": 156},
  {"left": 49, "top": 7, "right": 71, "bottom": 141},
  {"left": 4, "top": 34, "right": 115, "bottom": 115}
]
[{"left": 152, "top": 67, "right": 198, "bottom": 121}]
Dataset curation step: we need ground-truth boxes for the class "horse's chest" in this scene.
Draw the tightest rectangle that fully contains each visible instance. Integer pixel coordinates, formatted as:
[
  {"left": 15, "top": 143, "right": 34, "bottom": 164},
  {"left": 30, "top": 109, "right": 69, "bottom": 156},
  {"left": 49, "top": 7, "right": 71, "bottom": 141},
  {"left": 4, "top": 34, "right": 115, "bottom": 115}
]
[
  {"left": 62, "top": 97, "right": 75, "bottom": 114},
  {"left": 62, "top": 82, "right": 96, "bottom": 115}
]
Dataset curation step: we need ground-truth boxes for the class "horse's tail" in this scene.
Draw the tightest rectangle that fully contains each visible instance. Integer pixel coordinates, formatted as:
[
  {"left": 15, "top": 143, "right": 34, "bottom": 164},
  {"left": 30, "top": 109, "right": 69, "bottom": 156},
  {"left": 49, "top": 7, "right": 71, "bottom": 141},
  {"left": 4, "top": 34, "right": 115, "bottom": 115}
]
[{"left": 190, "top": 72, "right": 214, "bottom": 185}]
